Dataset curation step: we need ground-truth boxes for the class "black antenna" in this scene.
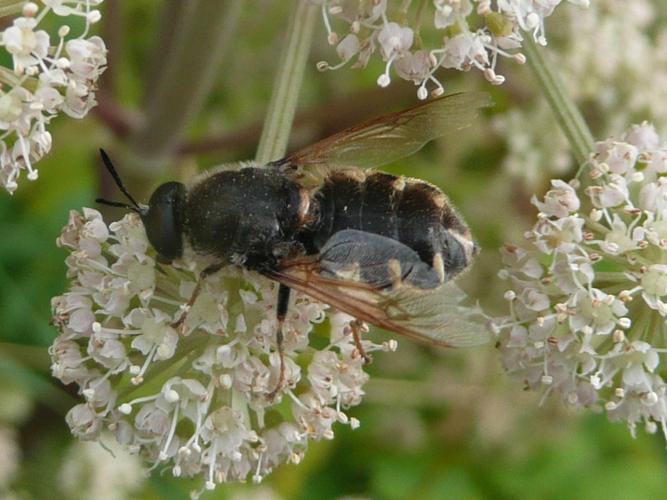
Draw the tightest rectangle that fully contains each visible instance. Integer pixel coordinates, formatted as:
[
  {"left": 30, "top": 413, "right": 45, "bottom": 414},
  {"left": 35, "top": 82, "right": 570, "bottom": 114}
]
[
  {"left": 98, "top": 149, "right": 144, "bottom": 212},
  {"left": 95, "top": 198, "right": 139, "bottom": 212}
]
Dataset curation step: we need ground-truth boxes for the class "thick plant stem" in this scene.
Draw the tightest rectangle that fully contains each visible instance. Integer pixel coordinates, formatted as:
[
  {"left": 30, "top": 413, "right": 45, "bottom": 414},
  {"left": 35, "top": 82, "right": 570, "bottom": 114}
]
[
  {"left": 0, "top": 1, "right": 24, "bottom": 17},
  {"left": 255, "top": 1, "right": 317, "bottom": 164},
  {"left": 141, "top": 0, "right": 195, "bottom": 108},
  {"left": 124, "top": 0, "right": 244, "bottom": 180},
  {"left": 524, "top": 37, "right": 595, "bottom": 170}
]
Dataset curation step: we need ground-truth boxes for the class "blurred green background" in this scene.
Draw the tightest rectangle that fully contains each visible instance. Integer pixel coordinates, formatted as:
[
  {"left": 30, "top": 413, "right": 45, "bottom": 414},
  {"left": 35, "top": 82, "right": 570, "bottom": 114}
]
[{"left": 2, "top": 1, "right": 667, "bottom": 499}]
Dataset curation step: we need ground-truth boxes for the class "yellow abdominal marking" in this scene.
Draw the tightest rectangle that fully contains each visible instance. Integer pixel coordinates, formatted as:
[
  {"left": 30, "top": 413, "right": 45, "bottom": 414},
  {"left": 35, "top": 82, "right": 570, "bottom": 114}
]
[
  {"left": 433, "top": 252, "right": 445, "bottom": 282},
  {"left": 341, "top": 168, "right": 367, "bottom": 183},
  {"left": 392, "top": 176, "right": 406, "bottom": 191},
  {"left": 387, "top": 258, "right": 403, "bottom": 287},
  {"left": 432, "top": 192, "right": 446, "bottom": 209},
  {"left": 335, "top": 262, "right": 361, "bottom": 281}
]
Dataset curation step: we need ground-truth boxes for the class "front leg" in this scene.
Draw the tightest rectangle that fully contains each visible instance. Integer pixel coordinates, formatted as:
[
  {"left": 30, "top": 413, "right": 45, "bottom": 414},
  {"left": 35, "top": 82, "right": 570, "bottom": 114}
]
[
  {"left": 266, "top": 283, "right": 291, "bottom": 401},
  {"left": 171, "top": 262, "right": 224, "bottom": 332}
]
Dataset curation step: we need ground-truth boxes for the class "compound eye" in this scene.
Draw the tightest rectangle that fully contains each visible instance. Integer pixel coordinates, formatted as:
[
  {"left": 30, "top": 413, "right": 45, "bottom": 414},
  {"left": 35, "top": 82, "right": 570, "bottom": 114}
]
[{"left": 142, "top": 182, "right": 186, "bottom": 261}]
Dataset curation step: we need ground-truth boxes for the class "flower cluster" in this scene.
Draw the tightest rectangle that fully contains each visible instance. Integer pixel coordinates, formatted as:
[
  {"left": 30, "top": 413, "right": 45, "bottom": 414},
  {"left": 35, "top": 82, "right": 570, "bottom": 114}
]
[
  {"left": 492, "top": 123, "right": 667, "bottom": 440},
  {"left": 0, "top": 1, "right": 106, "bottom": 194},
  {"left": 495, "top": 0, "right": 667, "bottom": 187},
  {"left": 313, "top": 0, "right": 587, "bottom": 99},
  {"left": 50, "top": 209, "right": 394, "bottom": 494}
]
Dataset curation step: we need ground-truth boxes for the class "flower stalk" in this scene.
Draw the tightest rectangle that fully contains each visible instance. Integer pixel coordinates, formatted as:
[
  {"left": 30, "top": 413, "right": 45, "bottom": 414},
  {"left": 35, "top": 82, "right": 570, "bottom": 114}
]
[
  {"left": 255, "top": 0, "right": 317, "bottom": 164},
  {"left": 0, "top": 1, "right": 24, "bottom": 17},
  {"left": 523, "top": 36, "right": 595, "bottom": 169},
  {"left": 124, "top": 0, "right": 244, "bottom": 180}
]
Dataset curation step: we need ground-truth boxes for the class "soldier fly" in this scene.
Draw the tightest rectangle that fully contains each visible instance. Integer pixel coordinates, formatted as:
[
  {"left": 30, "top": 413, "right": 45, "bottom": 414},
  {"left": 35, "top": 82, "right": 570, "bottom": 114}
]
[{"left": 97, "top": 92, "right": 492, "bottom": 398}]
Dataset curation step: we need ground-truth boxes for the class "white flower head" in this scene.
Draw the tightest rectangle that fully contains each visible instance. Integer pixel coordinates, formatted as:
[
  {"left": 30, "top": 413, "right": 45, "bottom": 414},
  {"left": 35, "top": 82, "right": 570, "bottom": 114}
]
[
  {"left": 313, "top": 0, "right": 583, "bottom": 97},
  {"left": 0, "top": 1, "right": 107, "bottom": 193},
  {"left": 51, "top": 209, "right": 386, "bottom": 492},
  {"left": 495, "top": 0, "right": 667, "bottom": 188},
  {"left": 493, "top": 124, "right": 667, "bottom": 441}
]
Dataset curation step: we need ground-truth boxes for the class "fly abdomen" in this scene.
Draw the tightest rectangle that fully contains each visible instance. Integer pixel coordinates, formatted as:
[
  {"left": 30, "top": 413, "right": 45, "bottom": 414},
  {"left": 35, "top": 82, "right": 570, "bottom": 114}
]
[
  {"left": 394, "top": 177, "right": 473, "bottom": 280},
  {"left": 312, "top": 170, "right": 404, "bottom": 241},
  {"left": 308, "top": 169, "right": 474, "bottom": 285},
  {"left": 359, "top": 171, "right": 401, "bottom": 239},
  {"left": 395, "top": 177, "right": 447, "bottom": 264}
]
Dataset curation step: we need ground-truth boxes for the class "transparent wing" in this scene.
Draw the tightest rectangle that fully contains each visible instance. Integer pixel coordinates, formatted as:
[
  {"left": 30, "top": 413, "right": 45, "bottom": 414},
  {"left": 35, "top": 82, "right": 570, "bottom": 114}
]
[
  {"left": 265, "top": 258, "right": 490, "bottom": 348},
  {"left": 282, "top": 92, "right": 491, "bottom": 176},
  {"left": 384, "top": 282, "right": 491, "bottom": 347}
]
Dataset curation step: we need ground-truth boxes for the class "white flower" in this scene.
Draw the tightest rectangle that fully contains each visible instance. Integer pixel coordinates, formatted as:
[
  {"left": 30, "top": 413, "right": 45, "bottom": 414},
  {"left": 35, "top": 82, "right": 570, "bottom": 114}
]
[
  {"left": 493, "top": 124, "right": 667, "bottom": 441},
  {"left": 336, "top": 34, "right": 360, "bottom": 63},
  {"left": 44, "top": 0, "right": 103, "bottom": 18},
  {"left": 66, "top": 36, "right": 107, "bottom": 80},
  {"left": 0, "top": 426, "right": 19, "bottom": 490},
  {"left": 434, "top": 0, "right": 472, "bottom": 29},
  {"left": 377, "top": 22, "right": 414, "bottom": 60},
  {"left": 1, "top": 17, "right": 50, "bottom": 69},
  {"left": 394, "top": 51, "right": 433, "bottom": 84},
  {"left": 0, "top": 2, "right": 107, "bottom": 193},
  {"left": 568, "top": 289, "right": 627, "bottom": 335},
  {"left": 0, "top": 87, "right": 31, "bottom": 130},
  {"left": 440, "top": 33, "right": 488, "bottom": 71},
  {"left": 532, "top": 179, "right": 580, "bottom": 218},
  {"left": 313, "top": 0, "right": 581, "bottom": 97},
  {"left": 639, "top": 178, "right": 667, "bottom": 213},
  {"left": 51, "top": 209, "right": 388, "bottom": 491},
  {"left": 533, "top": 215, "right": 584, "bottom": 254},
  {"left": 624, "top": 122, "right": 660, "bottom": 151},
  {"left": 60, "top": 433, "right": 145, "bottom": 500}
]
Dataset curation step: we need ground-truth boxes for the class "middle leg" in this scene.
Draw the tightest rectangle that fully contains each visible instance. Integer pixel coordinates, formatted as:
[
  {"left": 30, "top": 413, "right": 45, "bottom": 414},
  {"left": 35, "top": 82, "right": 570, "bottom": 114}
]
[{"left": 349, "top": 319, "right": 372, "bottom": 364}]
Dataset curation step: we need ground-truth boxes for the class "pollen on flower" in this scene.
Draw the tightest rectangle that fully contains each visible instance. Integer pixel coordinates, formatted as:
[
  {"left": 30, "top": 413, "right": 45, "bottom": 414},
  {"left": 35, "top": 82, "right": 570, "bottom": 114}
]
[
  {"left": 0, "top": 1, "right": 107, "bottom": 194},
  {"left": 311, "top": 0, "right": 584, "bottom": 98},
  {"left": 50, "top": 209, "right": 386, "bottom": 493},
  {"left": 492, "top": 123, "right": 667, "bottom": 442}
]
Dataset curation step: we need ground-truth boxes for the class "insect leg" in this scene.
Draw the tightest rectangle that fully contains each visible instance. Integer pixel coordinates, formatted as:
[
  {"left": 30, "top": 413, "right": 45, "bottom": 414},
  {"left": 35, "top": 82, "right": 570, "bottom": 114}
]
[
  {"left": 267, "top": 283, "right": 291, "bottom": 400},
  {"left": 171, "top": 262, "right": 224, "bottom": 332},
  {"left": 349, "top": 319, "right": 372, "bottom": 364}
]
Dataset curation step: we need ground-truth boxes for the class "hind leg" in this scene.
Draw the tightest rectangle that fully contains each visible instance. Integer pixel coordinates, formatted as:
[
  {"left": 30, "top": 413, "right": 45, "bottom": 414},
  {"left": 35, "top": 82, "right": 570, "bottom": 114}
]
[
  {"left": 266, "top": 283, "right": 291, "bottom": 400},
  {"left": 349, "top": 319, "right": 372, "bottom": 364}
]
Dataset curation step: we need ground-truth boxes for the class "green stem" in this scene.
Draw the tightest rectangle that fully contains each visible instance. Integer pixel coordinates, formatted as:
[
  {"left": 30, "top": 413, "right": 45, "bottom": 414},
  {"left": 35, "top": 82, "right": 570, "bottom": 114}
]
[
  {"left": 0, "top": 66, "right": 21, "bottom": 86},
  {"left": 141, "top": 0, "right": 194, "bottom": 108},
  {"left": 0, "top": 3, "right": 23, "bottom": 17},
  {"left": 524, "top": 36, "right": 595, "bottom": 171},
  {"left": 124, "top": 0, "right": 244, "bottom": 180},
  {"left": 255, "top": 0, "right": 317, "bottom": 164}
]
